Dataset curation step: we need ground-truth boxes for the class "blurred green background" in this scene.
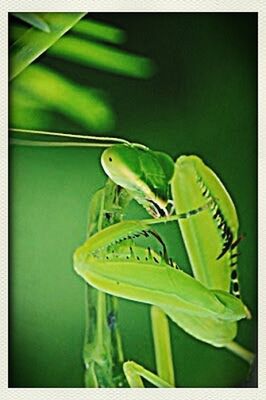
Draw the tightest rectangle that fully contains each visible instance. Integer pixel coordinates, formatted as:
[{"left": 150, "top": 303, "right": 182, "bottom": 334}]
[{"left": 9, "top": 13, "right": 257, "bottom": 387}]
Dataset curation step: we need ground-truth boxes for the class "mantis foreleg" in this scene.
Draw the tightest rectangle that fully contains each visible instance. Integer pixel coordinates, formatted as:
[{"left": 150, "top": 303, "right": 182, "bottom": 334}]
[
  {"left": 171, "top": 155, "right": 254, "bottom": 361},
  {"left": 74, "top": 216, "right": 248, "bottom": 326},
  {"left": 74, "top": 213, "right": 250, "bottom": 386}
]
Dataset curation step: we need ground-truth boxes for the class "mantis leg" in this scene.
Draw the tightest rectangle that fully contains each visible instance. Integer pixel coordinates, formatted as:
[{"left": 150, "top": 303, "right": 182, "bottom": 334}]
[
  {"left": 151, "top": 305, "right": 175, "bottom": 386},
  {"left": 224, "top": 341, "right": 255, "bottom": 364},
  {"left": 171, "top": 155, "right": 255, "bottom": 362},
  {"left": 123, "top": 361, "right": 173, "bottom": 388},
  {"left": 83, "top": 289, "right": 115, "bottom": 387},
  {"left": 123, "top": 306, "right": 175, "bottom": 388}
]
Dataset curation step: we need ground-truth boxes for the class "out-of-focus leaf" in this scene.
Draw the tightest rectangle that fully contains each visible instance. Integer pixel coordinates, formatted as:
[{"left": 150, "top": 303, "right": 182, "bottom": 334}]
[
  {"left": 11, "top": 64, "right": 115, "bottom": 132},
  {"left": 72, "top": 18, "right": 125, "bottom": 44},
  {"left": 48, "top": 35, "right": 155, "bottom": 79},
  {"left": 10, "top": 25, "right": 27, "bottom": 42},
  {"left": 12, "top": 13, "right": 51, "bottom": 33},
  {"left": 10, "top": 85, "right": 41, "bottom": 109},
  {"left": 10, "top": 84, "right": 53, "bottom": 128},
  {"left": 9, "top": 18, "right": 124, "bottom": 49},
  {"left": 10, "top": 12, "right": 86, "bottom": 81}
]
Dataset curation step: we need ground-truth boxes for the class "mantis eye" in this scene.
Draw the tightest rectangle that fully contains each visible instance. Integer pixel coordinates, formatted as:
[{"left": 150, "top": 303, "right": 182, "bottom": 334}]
[{"left": 109, "top": 157, "right": 112, "bottom": 162}]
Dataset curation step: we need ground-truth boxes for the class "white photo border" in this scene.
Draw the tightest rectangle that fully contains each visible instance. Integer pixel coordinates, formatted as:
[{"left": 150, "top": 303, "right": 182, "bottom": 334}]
[{"left": 1, "top": 1, "right": 264, "bottom": 399}]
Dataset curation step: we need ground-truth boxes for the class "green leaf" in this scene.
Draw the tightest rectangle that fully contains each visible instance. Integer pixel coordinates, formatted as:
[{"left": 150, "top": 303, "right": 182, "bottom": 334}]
[
  {"left": 11, "top": 64, "right": 115, "bottom": 132},
  {"left": 10, "top": 12, "right": 86, "bottom": 80},
  {"left": 12, "top": 12, "right": 51, "bottom": 33},
  {"left": 48, "top": 35, "right": 155, "bottom": 79},
  {"left": 10, "top": 87, "right": 52, "bottom": 129},
  {"left": 72, "top": 18, "right": 125, "bottom": 44}
]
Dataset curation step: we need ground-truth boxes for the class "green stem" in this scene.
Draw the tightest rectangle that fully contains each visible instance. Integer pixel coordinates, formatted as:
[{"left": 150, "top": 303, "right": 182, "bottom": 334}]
[{"left": 225, "top": 341, "right": 255, "bottom": 364}]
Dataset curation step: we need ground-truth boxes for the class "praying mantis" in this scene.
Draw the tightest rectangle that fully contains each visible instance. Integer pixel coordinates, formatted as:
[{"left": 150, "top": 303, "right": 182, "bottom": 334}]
[{"left": 10, "top": 128, "right": 255, "bottom": 388}]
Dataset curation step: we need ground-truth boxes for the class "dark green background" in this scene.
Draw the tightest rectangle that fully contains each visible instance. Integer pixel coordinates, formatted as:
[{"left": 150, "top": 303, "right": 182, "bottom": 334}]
[{"left": 10, "top": 13, "right": 257, "bottom": 387}]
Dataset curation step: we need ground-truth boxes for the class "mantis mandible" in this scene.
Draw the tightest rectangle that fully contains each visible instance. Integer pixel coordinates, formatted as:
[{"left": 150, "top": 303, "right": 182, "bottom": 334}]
[{"left": 10, "top": 128, "right": 255, "bottom": 388}]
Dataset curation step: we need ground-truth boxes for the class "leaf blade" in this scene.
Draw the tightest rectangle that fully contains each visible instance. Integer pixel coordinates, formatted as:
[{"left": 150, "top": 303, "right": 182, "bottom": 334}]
[
  {"left": 48, "top": 35, "right": 155, "bottom": 79},
  {"left": 10, "top": 12, "right": 86, "bottom": 80},
  {"left": 11, "top": 64, "right": 115, "bottom": 131},
  {"left": 12, "top": 12, "right": 51, "bottom": 33},
  {"left": 72, "top": 18, "right": 125, "bottom": 44}
]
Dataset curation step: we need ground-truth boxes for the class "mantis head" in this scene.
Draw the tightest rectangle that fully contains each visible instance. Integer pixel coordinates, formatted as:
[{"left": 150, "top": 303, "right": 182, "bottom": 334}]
[
  {"left": 101, "top": 144, "right": 142, "bottom": 190},
  {"left": 101, "top": 144, "right": 175, "bottom": 217}
]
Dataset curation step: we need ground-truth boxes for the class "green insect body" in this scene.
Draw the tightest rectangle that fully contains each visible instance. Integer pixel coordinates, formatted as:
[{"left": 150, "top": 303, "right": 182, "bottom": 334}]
[
  {"left": 76, "top": 141, "right": 254, "bottom": 385},
  {"left": 11, "top": 129, "right": 254, "bottom": 387},
  {"left": 96, "top": 145, "right": 252, "bottom": 352},
  {"left": 100, "top": 144, "right": 242, "bottom": 300}
]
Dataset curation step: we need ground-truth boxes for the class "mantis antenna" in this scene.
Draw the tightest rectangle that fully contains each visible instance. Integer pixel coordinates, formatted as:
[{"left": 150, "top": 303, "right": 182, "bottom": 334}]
[{"left": 9, "top": 128, "right": 148, "bottom": 149}]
